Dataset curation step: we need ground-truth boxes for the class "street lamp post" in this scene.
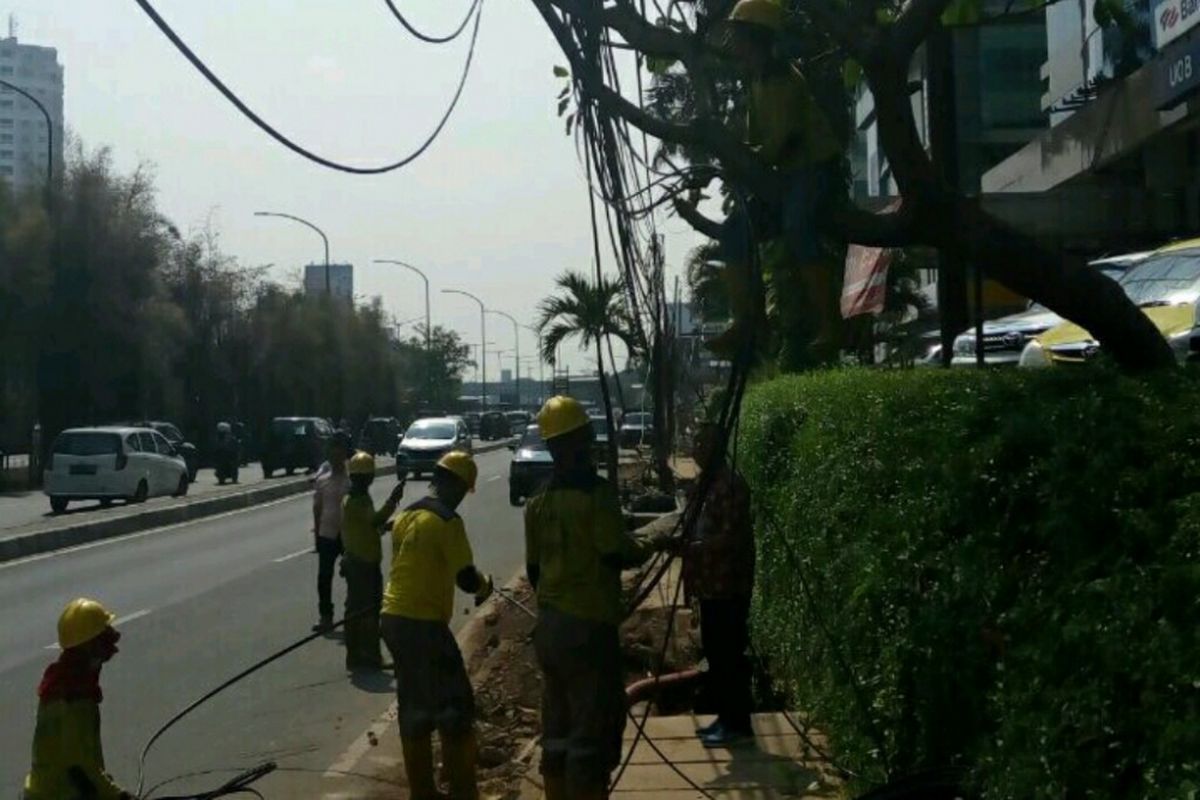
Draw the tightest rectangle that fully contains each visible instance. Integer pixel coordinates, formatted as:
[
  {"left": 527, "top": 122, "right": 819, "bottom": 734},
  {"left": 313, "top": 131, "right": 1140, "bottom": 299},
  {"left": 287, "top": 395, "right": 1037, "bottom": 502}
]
[
  {"left": 488, "top": 310, "right": 521, "bottom": 408},
  {"left": 524, "top": 325, "right": 546, "bottom": 403},
  {"left": 443, "top": 289, "right": 487, "bottom": 410},
  {"left": 0, "top": 78, "right": 53, "bottom": 201},
  {"left": 254, "top": 211, "right": 330, "bottom": 293},
  {"left": 374, "top": 260, "right": 431, "bottom": 349}
]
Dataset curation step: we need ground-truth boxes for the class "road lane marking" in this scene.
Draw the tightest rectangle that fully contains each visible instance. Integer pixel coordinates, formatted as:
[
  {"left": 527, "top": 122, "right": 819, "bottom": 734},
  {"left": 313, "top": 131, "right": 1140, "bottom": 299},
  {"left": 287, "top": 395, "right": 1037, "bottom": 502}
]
[
  {"left": 0, "top": 495, "right": 302, "bottom": 571},
  {"left": 273, "top": 547, "right": 312, "bottom": 563},
  {"left": 44, "top": 608, "right": 152, "bottom": 649},
  {"left": 486, "top": 475, "right": 503, "bottom": 483}
]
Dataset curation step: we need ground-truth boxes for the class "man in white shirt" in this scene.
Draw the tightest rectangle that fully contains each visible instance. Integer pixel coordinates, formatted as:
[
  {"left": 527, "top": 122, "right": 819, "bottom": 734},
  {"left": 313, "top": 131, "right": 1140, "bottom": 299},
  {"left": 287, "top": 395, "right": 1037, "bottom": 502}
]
[{"left": 312, "top": 432, "right": 351, "bottom": 631}]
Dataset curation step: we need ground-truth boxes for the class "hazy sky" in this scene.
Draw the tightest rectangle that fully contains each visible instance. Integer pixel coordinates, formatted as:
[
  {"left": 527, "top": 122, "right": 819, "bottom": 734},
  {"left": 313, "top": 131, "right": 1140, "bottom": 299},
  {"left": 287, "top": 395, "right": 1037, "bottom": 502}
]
[{"left": 10, "top": 1, "right": 704, "bottom": 376}]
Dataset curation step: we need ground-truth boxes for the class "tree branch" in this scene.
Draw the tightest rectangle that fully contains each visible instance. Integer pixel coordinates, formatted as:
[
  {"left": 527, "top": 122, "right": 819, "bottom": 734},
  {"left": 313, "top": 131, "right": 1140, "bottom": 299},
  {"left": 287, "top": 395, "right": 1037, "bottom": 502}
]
[
  {"left": 672, "top": 194, "right": 723, "bottom": 239},
  {"left": 891, "top": 0, "right": 956, "bottom": 59},
  {"left": 829, "top": 202, "right": 918, "bottom": 247}
]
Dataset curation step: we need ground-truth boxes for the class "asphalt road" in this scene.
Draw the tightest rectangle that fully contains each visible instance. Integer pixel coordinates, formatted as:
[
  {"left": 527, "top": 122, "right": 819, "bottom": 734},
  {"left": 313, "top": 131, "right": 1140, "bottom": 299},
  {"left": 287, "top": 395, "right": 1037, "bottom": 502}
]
[{"left": 0, "top": 447, "right": 524, "bottom": 798}]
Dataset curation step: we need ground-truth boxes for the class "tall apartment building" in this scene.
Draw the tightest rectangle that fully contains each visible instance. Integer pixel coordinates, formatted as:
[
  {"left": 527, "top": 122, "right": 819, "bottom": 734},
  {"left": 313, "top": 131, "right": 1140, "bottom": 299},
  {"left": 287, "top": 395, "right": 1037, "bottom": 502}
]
[{"left": 0, "top": 34, "right": 64, "bottom": 192}]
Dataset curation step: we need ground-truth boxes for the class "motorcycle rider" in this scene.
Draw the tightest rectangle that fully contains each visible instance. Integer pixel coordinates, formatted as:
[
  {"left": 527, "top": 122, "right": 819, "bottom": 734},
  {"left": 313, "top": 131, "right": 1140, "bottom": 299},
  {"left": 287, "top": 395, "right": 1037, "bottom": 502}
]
[{"left": 214, "top": 421, "right": 239, "bottom": 485}]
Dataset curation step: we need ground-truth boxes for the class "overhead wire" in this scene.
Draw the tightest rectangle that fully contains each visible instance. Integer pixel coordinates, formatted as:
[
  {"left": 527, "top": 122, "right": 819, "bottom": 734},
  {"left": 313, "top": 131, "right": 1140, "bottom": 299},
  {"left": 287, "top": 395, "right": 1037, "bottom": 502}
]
[
  {"left": 381, "top": 0, "right": 480, "bottom": 44},
  {"left": 131, "top": 0, "right": 484, "bottom": 175}
]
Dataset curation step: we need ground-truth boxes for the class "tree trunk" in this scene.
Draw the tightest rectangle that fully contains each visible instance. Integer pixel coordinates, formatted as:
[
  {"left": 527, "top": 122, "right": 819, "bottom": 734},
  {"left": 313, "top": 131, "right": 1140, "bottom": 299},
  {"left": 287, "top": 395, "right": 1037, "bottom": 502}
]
[{"left": 864, "top": 63, "right": 1175, "bottom": 371}]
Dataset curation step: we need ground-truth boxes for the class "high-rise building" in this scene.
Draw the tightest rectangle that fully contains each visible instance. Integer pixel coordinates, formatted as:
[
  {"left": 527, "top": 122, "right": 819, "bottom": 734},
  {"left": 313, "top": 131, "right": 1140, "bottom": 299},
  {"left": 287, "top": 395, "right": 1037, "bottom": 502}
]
[
  {"left": 0, "top": 33, "right": 64, "bottom": 192},
  {"left": 303, "top": 262, "right": 353, "bottom": 300}
]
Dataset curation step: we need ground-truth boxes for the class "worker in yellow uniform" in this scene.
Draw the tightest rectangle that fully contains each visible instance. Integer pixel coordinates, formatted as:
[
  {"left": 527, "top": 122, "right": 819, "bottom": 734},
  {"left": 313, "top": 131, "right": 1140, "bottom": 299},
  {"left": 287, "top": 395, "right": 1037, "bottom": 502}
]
[
  {"left": 381, "top": 450, "right": 493, "bottom": 800},
  {"left": 24, "top": 598, "right": 134, "bottom": 800},
  {"left": 341, "top": 450, "right": 406, "bottom": 672},
  {"left": 725, "top": 0, "right": 845, "bottom": 355},
  {"left": 525, "top": 396, "right": 671, "bottom": 800}
]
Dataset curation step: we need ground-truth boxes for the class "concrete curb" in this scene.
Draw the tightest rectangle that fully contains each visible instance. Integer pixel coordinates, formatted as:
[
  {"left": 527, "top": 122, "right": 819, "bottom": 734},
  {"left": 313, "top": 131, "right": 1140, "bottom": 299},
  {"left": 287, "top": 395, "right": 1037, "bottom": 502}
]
[{"left": 0, "top": 440, "right": 514, "bottom": 564}]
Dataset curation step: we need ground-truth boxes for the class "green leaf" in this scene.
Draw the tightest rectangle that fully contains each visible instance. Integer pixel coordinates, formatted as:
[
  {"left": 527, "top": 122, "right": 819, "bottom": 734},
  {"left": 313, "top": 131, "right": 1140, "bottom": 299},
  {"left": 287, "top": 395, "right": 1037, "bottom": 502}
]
[
  {"left": 557, "top": 96, "right": 570, "bottom": 117},
  {"left": 558, "top": 85, "right": 571, "bottom": 100},
  {"left": 941, "top": 0, "right": 982, "bottom": 26},
  {"left": 553, "top": 65, "right": 570, "bottom": 78},
  {"left": 842, "top": 59, "right": 864, "bottom": 91},
  {"left": 565, "top": 112, "right": 575, "bottom": 136}
]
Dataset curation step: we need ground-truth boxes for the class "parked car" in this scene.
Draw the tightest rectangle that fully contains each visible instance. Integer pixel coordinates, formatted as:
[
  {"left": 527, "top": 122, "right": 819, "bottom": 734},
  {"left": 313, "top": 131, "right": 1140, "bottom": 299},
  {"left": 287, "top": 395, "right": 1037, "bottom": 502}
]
[
  {"left": 619, "top": 411, "right": 655, "bottom": 448},
  {"left": 262, "top": 417, "right": 334, "bottom": 478},
  {"left": 359, "top": 416, "right": 401, "bottom": 456},
  {"left": 509, "top": 425, "right": 554, "bottom": 506},
  {"left": 951, "top": 253, "right": 1146, "bottom": 366},
  {"left": 463, "top": 412, "right": 482, "bottom": 435},
  {"left": 43, "top": 426, "right": 189, "bottom": 513},
  {"left": 1021, "top": 240, "right": 1200, "bottom": 367},
  {"left": 479, "top": 410, "right": 511, "bottom": 441},
  {"left": 120, "top": 420, "right": 199, "bottom": 482},
  {"left": 396, "top": 417, "right": 473, "bottom": 478},
  {"left": 505, "top": 410, "right": 533, "bottom": 430}
]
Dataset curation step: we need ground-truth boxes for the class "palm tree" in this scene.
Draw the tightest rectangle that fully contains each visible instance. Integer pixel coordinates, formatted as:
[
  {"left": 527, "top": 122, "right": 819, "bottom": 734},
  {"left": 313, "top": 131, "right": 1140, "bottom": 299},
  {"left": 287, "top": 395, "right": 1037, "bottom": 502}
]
[{"left": 536, "top": 270, "right": 637, "bottom": 473}]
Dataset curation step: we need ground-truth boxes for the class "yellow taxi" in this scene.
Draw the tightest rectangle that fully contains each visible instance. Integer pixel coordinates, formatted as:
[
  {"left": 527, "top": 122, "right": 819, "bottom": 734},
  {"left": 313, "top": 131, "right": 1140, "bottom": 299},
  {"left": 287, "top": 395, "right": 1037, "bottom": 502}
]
[{"left": 1019, "top": 239, "right": 1200, "bottom": 367}]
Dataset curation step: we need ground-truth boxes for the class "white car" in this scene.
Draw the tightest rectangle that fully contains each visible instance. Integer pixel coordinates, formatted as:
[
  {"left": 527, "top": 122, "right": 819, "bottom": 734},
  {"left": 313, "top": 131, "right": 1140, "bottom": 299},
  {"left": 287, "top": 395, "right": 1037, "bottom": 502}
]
[{"left": 43, "top": 426, "right": 190, "bottom": 513}]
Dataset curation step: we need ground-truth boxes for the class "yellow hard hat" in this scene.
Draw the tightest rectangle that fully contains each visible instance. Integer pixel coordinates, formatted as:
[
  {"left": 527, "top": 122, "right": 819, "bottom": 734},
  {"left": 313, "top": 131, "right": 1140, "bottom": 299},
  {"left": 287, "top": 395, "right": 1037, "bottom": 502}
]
[
  {"left": 348, "top": 451, "right": 376, "bottom": 476},
  {"left": 436, "top": 450, "right": 478, "bottom": 492},
  {"left": 537, "top": 395, "right": 591, "bottom": 440},
  {"left": 728, "top": 0, "right": 786, "bottom": 31},
  {"left": 58, "top": 598, "right": 116, "bottom": 651}
]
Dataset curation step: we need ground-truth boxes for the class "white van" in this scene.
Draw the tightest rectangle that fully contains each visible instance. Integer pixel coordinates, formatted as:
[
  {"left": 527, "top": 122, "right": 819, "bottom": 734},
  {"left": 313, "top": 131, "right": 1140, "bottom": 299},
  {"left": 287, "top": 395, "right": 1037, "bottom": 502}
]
[{"left": 43, "top": 426, "right": 190, "bottom": 513}]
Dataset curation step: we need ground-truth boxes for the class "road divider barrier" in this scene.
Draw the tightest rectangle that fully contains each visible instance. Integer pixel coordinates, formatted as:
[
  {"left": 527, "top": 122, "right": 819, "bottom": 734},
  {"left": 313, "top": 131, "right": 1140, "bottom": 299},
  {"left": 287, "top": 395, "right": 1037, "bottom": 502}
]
[{"left": 0, "top": 440, "right": 515, "bottom": 564}]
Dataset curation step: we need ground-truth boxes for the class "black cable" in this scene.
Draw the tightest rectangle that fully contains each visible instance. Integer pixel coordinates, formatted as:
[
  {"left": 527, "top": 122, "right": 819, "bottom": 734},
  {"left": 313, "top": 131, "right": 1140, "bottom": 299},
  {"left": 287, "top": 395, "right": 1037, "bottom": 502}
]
[
  {"left": 132, "top": 0, "right": 484, "bottom": 175},
  {"left": 136, "top": 608, "right": 371, "bottom": 796},
  {"left": 382, "top": 0, "right": 480, "bottom": 43}
]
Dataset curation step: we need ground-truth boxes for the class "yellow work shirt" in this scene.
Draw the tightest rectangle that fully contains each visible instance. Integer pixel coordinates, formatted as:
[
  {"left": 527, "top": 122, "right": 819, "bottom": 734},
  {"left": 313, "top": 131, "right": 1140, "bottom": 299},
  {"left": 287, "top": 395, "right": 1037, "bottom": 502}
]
[
  {"left": 24, "top": 699, "right": 124, "bottom": 800},
  {"left": 524, "top": 472, "right": 651, "bottom": 626},
  {"left": 747, "top": 65, "right": 841, "bottom": 170},
  {"left": 382, "top": 497, "right": 474, "bottom": 623},
  {"left": 341, "top": 492, "right": 393, "bottom": 564}
]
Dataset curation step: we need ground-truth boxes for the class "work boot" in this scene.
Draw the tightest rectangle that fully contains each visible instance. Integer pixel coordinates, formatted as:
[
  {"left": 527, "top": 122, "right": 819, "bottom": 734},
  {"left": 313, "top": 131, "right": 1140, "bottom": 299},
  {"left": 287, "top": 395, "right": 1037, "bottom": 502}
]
[
  {"left": 401, "top": 736, "right": 448, "bottom": 800},
  {"left": 568, "top": 781, "right": 609, "bottom": 800},
  {"left": 542, "top": 773, "right": 568, "bottom": 800},
  {"left": 441, "top": 731, "right": 480, "bottom": 799}
]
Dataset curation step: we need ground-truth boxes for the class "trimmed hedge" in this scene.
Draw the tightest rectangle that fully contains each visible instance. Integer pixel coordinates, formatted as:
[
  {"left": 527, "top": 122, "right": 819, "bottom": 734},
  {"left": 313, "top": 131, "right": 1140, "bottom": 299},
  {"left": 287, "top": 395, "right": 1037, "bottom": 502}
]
[{"left": 741, "top": 368, "right": 1200, "bottom": 799}]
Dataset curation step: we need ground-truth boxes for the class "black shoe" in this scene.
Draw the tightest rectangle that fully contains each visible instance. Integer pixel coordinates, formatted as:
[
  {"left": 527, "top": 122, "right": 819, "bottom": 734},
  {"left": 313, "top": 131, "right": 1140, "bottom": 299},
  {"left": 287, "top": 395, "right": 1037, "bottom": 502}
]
[
  {"left": 312, "top": 615, "right": 333, "bottom": 633},
  {"left": 695, "top": 719, "right": 720, "bottom": 737},
  {"left": 700, "top": 723, "right": 754, "bottom": 748}
]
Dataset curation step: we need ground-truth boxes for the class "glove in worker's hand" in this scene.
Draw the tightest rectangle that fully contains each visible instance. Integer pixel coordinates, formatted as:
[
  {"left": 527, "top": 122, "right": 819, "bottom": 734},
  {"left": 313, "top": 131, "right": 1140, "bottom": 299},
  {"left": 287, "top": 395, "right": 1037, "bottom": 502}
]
[
  {"left": 388, "top": 479, "right": 406, "bottom": 505},
  {"left": 474, "top": 573, "right": 495, "bottom": 606}
]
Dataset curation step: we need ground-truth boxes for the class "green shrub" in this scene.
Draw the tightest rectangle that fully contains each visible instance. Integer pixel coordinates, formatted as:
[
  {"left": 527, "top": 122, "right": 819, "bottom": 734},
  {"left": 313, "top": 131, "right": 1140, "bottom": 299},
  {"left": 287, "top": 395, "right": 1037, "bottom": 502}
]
[{"left": 741, "top": 368, "right": 1200, "bottom": 799}]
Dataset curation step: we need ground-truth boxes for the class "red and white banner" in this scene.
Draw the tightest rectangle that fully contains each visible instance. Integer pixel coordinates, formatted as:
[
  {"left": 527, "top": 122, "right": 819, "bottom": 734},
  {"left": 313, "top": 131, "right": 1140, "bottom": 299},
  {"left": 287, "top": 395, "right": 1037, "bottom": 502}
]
[
  {"left": 841, "top": 244, "right": 894, "bottom": 319},
  {"left": 1155, "top": 0, "right": 1200, "bottom": 49}
]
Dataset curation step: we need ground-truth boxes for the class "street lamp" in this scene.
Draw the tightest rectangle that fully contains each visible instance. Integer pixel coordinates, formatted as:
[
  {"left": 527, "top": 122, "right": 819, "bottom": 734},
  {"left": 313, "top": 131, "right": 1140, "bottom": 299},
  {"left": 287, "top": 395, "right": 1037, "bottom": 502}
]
[
  {"left": 254, "top": 211, "right": 330, "bottom": 294},
  {"left": 525, "top": 325, "right": 546, "bottom": 402},
  {"left": 0, "top": 78, "right": 54, "bottom": 203},
  {"left": 374, "top": 259, "right": 431, "bottom": 349},
  {"left": 488, "top": 310, "right": 521, "bottom": 408},
  {"left": 443, "top": 289, "right": 487, "bottom": 410}
]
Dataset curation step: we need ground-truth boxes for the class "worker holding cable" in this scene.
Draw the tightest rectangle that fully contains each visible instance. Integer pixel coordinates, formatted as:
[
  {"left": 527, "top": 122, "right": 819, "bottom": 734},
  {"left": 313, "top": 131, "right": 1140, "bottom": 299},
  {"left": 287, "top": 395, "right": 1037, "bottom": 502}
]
[
  {"left": 23, "top": 598, "right": 134, "bottom": 800},
  {"left": 684, "top": 422, "right": 756, "bottom": 747},
  {"left": 340, "top": 450, "right": 406, "bottom": 672},
  {"left": 380, "top": 450, "right": 493, "bottom": 800},
  {"left": 525, "top": 395, "right": 672, "bottom": 800}
]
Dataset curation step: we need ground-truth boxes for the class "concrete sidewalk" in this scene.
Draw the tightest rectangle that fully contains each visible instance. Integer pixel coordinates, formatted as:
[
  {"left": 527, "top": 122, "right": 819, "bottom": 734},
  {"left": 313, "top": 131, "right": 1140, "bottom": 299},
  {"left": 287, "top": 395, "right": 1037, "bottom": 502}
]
[{"left": 517, "top": 712, "right": 839, "bottom": 799}]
